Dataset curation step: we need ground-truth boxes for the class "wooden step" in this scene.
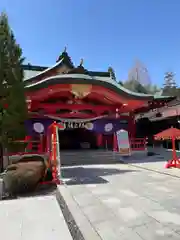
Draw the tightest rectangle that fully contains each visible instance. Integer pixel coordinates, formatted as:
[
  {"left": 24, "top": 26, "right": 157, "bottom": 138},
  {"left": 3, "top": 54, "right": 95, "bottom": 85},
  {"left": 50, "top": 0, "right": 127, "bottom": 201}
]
[{"left": 60, "top": 150, "right": 123, "bottom": 166}]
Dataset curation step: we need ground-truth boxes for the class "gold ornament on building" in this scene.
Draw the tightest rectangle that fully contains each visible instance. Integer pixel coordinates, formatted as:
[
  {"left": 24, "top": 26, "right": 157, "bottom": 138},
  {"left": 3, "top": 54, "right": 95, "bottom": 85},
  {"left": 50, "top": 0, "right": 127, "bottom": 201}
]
[{"left": 71, "top": 84, "right": 92, "bottom": 99}]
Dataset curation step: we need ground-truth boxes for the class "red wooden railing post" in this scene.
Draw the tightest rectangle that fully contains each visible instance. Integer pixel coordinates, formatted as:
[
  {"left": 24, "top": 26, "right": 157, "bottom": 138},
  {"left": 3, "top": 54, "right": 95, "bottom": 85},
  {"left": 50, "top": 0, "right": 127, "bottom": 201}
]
[
  {"left": 130, "top": 138, "right": 147, "bottom": 151},
  {"left": 97, "top": 133, "right": 103, "bottom": 148},
  {"left": 113, "top": 133, "right": 118, "bottom": 152}
]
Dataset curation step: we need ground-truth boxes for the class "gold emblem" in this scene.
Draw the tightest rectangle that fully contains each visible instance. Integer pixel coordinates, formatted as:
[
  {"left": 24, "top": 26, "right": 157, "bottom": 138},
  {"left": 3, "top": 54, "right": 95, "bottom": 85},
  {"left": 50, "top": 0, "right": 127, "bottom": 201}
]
[{"left": 71, "top": 84, "right": 92, "bottom": 99}]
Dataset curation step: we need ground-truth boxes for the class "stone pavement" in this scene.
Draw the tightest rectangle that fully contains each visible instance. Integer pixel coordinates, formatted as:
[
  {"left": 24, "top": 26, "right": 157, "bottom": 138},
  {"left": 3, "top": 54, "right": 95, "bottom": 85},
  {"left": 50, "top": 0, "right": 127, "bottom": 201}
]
[
  {"left": 58, "top": 163, "right": 180, "bottom": 240},
  {"left": 0, "top": 195, "right": 72, "bottom": 240},
  {"left": 130, "top": 160, "right": 180, "bottom": 178},
  {"left": 127, "top": 148, "right": 180, "bottom": 178}
]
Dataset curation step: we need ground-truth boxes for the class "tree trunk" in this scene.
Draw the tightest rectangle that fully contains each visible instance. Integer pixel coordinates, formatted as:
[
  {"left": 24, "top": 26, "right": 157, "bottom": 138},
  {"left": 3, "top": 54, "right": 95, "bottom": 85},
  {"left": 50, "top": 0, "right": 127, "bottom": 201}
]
[{"left": 0, "top": 143, "right": 3, "bottom": 173}]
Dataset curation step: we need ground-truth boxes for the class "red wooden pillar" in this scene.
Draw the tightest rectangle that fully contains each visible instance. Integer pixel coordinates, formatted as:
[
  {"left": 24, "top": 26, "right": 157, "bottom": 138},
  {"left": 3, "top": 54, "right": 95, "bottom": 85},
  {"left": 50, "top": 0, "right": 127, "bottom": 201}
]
[
  {"left": 113, "top": 133, "right": 118, "bottom": 151},
  {"left": 129, "top": 113, "right": 136, "bottom": 138},
  {"left": 97, "top": 133, "right": 103, "bottom": 148},
  {"left": 38, "top": 134, "right": 44, "bottom": 153},
  {"left": 113, "top": 108, "right": 119, "bottom": 151}
]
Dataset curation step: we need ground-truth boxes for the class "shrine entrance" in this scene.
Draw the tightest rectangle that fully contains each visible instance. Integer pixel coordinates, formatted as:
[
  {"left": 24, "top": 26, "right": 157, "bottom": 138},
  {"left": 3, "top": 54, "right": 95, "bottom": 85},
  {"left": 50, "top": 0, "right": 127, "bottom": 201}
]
[{"left": 58, "top": 128, "right": 97, "bottom": 150}]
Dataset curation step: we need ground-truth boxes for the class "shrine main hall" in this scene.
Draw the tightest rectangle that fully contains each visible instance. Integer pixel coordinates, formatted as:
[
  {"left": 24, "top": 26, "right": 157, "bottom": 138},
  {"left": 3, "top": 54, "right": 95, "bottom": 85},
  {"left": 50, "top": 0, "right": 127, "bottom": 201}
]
[{"left": 23, "top": 49, "right": 172, "bottom": 151}]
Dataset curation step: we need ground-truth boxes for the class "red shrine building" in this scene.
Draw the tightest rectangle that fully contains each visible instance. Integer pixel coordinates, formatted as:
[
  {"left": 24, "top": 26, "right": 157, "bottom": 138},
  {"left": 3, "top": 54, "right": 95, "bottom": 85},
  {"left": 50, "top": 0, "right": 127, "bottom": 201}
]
[{"left": 23, "top": 49, "right": 173, "bottom": 151}]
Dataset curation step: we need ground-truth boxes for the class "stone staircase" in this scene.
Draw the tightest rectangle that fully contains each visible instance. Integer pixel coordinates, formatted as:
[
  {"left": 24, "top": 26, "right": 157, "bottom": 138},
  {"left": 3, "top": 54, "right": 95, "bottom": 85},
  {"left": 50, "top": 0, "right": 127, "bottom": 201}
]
[{"left": 60, "top": 150, "right": 124, "bottom": 166}]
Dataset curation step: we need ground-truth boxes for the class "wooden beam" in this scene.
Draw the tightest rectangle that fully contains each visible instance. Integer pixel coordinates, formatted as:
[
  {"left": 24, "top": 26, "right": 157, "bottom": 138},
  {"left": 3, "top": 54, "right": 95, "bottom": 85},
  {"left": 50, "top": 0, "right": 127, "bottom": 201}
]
[
  {"left": 30, "top": 111, "right": 131, "bottom": 120},
  {"left": 32, "top": 103, "right": 119, "bottom": 112},
  {"left": 48, "top": 112, "right": 98, "bottom": 119}
]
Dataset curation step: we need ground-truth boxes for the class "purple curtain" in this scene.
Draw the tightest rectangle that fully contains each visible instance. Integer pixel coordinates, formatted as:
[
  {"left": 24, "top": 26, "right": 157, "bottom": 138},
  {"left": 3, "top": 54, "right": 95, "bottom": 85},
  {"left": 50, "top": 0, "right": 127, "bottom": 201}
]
[{"left": 25, "top": 118, "right": 129, "bottom": 136}]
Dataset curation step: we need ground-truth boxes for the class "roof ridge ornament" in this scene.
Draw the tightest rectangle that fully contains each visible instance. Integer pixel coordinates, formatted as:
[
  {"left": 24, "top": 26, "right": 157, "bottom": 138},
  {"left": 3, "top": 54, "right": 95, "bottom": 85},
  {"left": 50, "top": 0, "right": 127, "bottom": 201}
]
[
  {"left": 56, "top": 47, "right": 74, "bottom": 67},
  {"left": 108, "top": 66, "right": 116, "bottom": 80},
  {"left": 79, "top": 58, "right": 84, "bottom": 67}
]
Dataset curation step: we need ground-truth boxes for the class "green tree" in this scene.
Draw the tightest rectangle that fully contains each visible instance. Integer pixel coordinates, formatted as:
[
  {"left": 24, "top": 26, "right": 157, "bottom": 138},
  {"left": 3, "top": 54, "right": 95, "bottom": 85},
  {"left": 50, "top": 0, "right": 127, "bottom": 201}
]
[
  {"left": 0, "top": 12, "right": 27, "bottom": 171},
  {"left": 123, "top": 79, "right": 149, "bottom": 94},
  {"left": 145, "top": 84, "right": 159, "bottom": 94},
  {"left": 123, "top": 79, "right": 159, "bottom": 94},
  {"left": 162, "top": 72, "right": 178, "bottom": 96},
  {"left": 163, "top": 72, "right": 177, "bottom": 88},
  {"left": 118, "top": 81, "right": 123, "bottom": 85}
]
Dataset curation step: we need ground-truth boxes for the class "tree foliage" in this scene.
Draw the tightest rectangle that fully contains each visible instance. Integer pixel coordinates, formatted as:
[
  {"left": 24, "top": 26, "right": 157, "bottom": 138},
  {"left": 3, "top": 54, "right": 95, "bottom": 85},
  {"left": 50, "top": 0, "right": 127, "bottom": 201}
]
[
  {"left": 0, "top": 12, "right": 27, "bottom": 151},
  {"left": 162, "top": 72, "right": 178, "bottom": 96},
  {"left": 122, "top": 79, "right": 159, "bottom": 94},
  {"left": 123, "top": 79, "right": 148, "bottom": 94},
  {"left": 163, "top": 72, "right": 177, "bottom": 88}
]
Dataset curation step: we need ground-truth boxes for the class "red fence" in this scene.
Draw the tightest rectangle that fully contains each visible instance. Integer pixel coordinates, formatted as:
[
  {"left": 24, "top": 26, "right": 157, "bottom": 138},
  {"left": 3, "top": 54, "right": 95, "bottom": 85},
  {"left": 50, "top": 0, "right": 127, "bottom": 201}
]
[
  {"left": 7, "top": 135, "right": 45, "bottom": 156},
  {"left": 130, "top": 138, "right": 147, "bottom": 151}
]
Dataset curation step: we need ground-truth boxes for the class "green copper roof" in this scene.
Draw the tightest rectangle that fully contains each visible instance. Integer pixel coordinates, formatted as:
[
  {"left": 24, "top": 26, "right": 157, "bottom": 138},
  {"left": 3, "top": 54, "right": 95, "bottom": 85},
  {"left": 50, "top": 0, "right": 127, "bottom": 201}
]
[
  {"left": 153, "top": 95, "right": 173, "bottom": 100},
  {"left": 23, "top": 64, "right": 47, "bottom": 71},
  {"left": 25, "top": 74, "right": 155, "bottom": 100},
  {"left": 23, "top": 64, "right": 173, "bottom": 101}
]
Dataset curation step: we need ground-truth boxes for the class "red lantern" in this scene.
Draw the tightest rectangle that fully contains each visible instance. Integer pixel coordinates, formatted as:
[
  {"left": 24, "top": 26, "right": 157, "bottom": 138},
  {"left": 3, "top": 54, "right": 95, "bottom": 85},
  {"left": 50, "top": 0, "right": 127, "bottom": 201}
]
[{"left": 3, "top": 103, "right": 8, "bottom": 109}]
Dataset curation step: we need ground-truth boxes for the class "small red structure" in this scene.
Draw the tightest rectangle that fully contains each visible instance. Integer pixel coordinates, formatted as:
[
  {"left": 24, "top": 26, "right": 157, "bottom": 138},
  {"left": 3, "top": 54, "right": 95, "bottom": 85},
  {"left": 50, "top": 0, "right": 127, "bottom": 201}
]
[
  {"left": 45, "top": 121, "right": 65, "bottom": 185},
  {"left": 130, "top": 138, "right": 147, "bottom": 151},
  {"left": 154, "top": 127, "right": 180, "bottom": 168}
]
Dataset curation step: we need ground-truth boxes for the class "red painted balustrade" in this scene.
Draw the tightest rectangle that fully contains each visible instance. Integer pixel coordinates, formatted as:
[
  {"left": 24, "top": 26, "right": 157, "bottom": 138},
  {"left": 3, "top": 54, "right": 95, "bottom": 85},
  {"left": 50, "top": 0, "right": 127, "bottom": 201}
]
[{"left": 130, "top": 138, "right": 147, "bottom": 151}]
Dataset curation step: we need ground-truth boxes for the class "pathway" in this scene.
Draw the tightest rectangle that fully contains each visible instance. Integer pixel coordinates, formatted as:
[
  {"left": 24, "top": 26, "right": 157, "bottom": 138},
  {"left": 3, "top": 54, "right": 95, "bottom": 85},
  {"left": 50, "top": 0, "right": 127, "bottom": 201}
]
[
  {"left": 127, "top": 147, "right": 180, "bottom": 178},
  {"left": 58, "top": 163, "right": 180, "bottom": 239},
  {"left": 0, "top": 195, "right": 72, "bottom": 240}
]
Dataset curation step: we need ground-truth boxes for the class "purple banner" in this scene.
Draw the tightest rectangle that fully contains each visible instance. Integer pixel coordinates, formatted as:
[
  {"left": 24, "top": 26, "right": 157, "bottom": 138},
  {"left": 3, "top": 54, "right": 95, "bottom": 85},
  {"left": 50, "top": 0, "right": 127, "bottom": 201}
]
[{"left": 25, "top": 118, "right": 129, "bottom": 135}]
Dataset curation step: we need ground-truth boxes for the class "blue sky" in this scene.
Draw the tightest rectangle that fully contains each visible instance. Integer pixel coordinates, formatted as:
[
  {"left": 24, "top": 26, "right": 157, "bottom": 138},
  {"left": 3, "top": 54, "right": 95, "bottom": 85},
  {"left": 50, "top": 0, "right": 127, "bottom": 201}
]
[{"left": 0, "top": 0, "right": 180, "bottom": 87}]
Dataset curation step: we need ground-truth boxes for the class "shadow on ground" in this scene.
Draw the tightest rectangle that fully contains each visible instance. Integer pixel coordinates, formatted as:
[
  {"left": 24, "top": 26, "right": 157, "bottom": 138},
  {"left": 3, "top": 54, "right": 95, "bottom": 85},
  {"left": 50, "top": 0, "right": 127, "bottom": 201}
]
[
  {"left": 125, "top": 147, "right": 180, "bottom": 164},
  {"left": 2, "top": 183, "right": 57, "bottom": 201},
  {"left": 20, "top": 183, "right": 57, "bottom": 198},
  {"left": 62, "top": 166, "right": 138, "bottom": 185},
  {"left": 124, "top": 154, "right": 166, "bottom": 164}
]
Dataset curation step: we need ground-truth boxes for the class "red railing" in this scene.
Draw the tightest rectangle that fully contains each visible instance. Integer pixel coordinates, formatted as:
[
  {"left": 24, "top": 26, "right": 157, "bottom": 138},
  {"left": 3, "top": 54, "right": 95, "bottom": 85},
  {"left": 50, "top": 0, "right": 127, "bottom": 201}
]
[
  {"left": 5, "top": 129, "right": 61, "bottom": 185},
  {"left": 7, "top": 135, "right": 45, "bottom": 156},
  {"left": 130, "top": 138, "right": 147, "bottom": 151}
]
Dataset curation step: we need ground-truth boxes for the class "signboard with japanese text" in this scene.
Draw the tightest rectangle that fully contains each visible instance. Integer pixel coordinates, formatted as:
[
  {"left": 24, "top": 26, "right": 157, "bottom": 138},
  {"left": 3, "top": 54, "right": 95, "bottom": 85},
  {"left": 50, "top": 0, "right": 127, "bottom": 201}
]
[{"left": 116, "top": 129, "right": 131, "bottom": 156}]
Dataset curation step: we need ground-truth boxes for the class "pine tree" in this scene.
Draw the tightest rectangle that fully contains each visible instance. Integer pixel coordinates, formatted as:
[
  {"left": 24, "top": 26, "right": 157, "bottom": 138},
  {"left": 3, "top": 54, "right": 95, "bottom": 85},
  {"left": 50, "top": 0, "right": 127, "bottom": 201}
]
[
  {"left": 163, "top": 72, "right": 177, "bottom": 88},
  {"left": 162, "top": 72, "right": 177, "bottom": 96},
  {"left": 0, "top": 12, "right": 27, "bottom": 171}
]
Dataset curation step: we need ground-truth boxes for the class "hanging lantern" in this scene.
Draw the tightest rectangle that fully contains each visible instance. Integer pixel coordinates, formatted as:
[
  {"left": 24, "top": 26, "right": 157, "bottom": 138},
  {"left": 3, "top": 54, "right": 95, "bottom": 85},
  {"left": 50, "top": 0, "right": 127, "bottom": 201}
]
[{"left": 26, "top": 97, "right": 32, "bottom": 111}]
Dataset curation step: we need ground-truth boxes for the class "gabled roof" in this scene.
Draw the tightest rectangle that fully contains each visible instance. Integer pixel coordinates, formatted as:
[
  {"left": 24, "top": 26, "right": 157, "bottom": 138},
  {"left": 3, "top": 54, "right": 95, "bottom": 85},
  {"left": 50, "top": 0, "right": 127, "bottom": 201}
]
[
  {"left": 23, "top": 49, "right": 74, "bottom": 83},
  {"left": 23, "top": 49, "right": 111, "bottom": 84},
  {"left": 25, "top": 73, "right": 154, "bottom": 100},
  {"left": 55, "top": 48, "right": 74, "bottom": 68},
  {"left": 23, "top": 50, "right": 174, "bottom": 102},
  {"left": 23, "top": 64, "right": 47, "bottom": 71},
  {"left": 135, "top": 97, "right": 177, "bottom": 121},
  {"left": 23, "top": 58, "right": 64, "bottom": 82}
]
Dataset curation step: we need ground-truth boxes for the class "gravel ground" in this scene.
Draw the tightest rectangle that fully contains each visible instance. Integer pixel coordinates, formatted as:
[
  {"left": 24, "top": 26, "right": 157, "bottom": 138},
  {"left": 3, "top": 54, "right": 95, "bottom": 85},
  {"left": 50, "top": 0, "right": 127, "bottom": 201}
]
[{"left": 56, "top": 189, "right": 85, "bottom": 240}]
